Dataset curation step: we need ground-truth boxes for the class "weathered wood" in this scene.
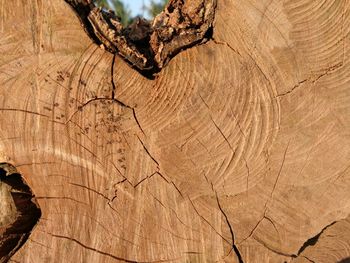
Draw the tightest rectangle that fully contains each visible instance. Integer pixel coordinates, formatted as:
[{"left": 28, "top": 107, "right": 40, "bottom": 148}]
[
  {"left": 0, "top": 0, "right": 349, "bottom": 262},
  {"left": 64, "top": 0, "right": 216, "bottom": 70}
]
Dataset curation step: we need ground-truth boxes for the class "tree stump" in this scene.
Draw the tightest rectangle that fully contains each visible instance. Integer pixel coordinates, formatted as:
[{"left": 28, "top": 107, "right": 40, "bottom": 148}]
[{"left": 0, "top": 0, "right": 350, "bottom": 262}]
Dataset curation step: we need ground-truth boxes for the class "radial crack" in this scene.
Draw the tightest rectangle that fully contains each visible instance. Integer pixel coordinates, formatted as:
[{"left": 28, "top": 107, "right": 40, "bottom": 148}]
[
  {"left": 136, "top": 135, "right": 160, "bottom": 167},
  {"left": 215, "top": 192, "right": 244, "bottom": 263},
  {"left": 270, "top": 141, "right": 290, "bottom": 200},
  {"left": 50, "top": 233, "right": 180, "bottom": 262},
  {"left": 253, "top": 237, "right": 295, "bottom": 258},
  {"left": 68, "top": 182, "right": 110, "bottom": 201},
  {"left": 295, "top": 221, "right": 337, "bottom": 256},
  {"left": 111, "top": 54, "right": 116, "bottom": 99},
  {"left": 212, "top": 38, "right": 242, "bottom": 57},
  {"left": 132, "top": 109, "right": 145, "bottom": 135},
  {"left": 187, "top": 196, "right": 231, "bottom": 245},
  {"left": 302, "top": 256, "right": 316, "bottom": 263},
  {"left": 276, "top": 62, "right": 344, "bottom": 98}
]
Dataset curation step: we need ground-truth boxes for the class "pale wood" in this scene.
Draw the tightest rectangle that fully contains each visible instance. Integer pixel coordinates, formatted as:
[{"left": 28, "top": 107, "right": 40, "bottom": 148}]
[{"left": 0, "top": 0, "right": 350, "bottom": 262}]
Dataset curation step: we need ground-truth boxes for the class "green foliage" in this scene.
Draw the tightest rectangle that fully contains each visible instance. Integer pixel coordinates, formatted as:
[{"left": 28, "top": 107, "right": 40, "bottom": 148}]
[
  {"left": 145, "top": 0, "right": 168, "bottom": 18},
  {"left": 94, "top": 0, "right": 132, "bottom": 25},
  {"left": 94, "top": 0, "right": 169, "bottom": 25}
]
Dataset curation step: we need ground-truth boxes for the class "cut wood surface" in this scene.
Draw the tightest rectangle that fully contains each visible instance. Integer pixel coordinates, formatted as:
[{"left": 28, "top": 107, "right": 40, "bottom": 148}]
[{"left": 0, "top": 0, "right": 350, "bottom": 262}]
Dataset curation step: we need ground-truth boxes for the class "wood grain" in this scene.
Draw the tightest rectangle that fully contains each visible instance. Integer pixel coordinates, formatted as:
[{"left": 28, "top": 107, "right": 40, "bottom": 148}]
[{"left": 0, "top": 0, "right": 349, "bottom": 262}]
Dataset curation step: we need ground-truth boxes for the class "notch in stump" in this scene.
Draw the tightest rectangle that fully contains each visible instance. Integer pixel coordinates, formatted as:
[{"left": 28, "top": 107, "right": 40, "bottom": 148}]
[{"left": 64, "top": 0, "right": 216, "bottom": 73}]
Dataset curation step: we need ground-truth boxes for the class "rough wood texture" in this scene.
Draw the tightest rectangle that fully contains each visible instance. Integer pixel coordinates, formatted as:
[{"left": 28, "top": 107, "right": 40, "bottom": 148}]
[
  {"left": 0, "top": 0, "right": 349, "bottom": 262},
  {"left": 64, "top": 0, "right": 216, "bottom": 70}
]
